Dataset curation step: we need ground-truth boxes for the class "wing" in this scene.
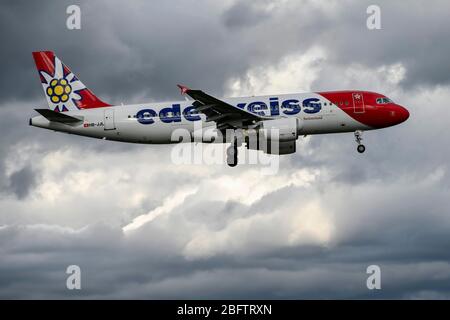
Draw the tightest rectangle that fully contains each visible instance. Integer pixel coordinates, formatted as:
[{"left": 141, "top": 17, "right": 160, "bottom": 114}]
[{"left": 177, "top": 85, "right": 272, "bottom": 130}]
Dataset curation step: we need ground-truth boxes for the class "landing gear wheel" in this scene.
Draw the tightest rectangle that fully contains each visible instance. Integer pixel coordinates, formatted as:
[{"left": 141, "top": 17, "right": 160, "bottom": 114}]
[
  {"left": 227, "top": 144, "right": 238, "bottom": 167},
  {"left": 354, "top": 130, "right": 366, "bottom": 154}
]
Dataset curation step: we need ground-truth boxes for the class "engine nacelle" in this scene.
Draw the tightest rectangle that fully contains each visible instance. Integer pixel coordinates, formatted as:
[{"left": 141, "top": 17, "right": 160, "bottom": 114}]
[
  {"left": 259, "top": 117, "right": 300, "bottom": 142},
  {"left": 246, "top": 118, "right": 302, "bottom": 155}
]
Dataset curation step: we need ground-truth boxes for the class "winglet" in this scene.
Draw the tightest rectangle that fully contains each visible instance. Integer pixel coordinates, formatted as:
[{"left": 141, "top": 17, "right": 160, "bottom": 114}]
[{"left": 177, "top": 84, "right": 191, "bottom": 95}]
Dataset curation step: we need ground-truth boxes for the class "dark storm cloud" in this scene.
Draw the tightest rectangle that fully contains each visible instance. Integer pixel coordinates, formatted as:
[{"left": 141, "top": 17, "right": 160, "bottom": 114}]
[
  {"left": 1, "top": 0, "right": 450, "bottom": 106},
  {"left": 7, "top": 166, "right": 38, "bottom": 199},
  {"left": 222, "top": 2, "right": 268, "bottom": 29},
  {"left": 0, "top": 0, "right": 278, "bottom": 103},
  {"left": 1, "top": 173, "right": 450, "bottom": 299},
  {"left": 319, "top": 1, "right": 450, "bottom": 89},
  {"left": 0, "top": 105, "right": 39, "bottom": 199}
]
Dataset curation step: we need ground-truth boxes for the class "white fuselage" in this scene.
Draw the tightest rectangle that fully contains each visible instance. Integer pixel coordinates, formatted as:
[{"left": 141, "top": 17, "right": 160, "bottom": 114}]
[{"left": 31, "top": 92, "right": 370, "bottom": 144}]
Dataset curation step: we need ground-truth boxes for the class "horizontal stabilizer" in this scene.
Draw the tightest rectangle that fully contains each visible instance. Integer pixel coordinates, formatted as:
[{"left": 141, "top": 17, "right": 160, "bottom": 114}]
[{"left": 34, "top": 109, "right": 83, "bottom": 124}]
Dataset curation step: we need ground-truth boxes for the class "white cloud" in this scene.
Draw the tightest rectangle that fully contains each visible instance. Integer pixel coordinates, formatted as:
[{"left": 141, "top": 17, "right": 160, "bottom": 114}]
[
  {"left": 123, "top": 187, "right": 198, "bottom": 232},
  {"left": 182, "top": 196, "right": 334, "bottom": 259},
  {"left": 226, "top": 46, "right": 327, "bottom": 96}
]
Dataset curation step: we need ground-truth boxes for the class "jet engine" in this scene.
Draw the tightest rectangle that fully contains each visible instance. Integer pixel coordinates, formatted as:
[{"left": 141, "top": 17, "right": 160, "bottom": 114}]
[{"left": 246, "top": 118, "right": 302, "bottom": 155}]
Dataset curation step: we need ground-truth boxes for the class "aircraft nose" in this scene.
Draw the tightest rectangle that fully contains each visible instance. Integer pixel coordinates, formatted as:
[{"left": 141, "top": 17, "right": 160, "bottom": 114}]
[
  {"left": 390, "top": 104, "right": 409, "bottom": 125},
  {"left": 396, "top": 105, "right": 410, "bottom": 123}
]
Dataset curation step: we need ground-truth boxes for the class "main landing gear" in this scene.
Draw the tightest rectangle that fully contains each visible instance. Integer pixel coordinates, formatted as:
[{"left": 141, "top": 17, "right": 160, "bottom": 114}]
[
  {"left": 354, "top": 130, "right": 366, "bottom": 153},
  {"left": 227, "top": 136, "right": 239, "bottom": 167}
]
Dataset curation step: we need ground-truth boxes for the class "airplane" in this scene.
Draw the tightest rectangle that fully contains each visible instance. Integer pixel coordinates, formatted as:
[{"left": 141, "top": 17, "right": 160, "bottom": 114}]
[{"left": 29, "top": 51, "right": 409, "bottom": 167}]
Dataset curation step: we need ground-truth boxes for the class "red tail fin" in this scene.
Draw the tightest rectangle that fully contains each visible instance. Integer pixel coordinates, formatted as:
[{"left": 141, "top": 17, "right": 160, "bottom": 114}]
[{"left": 32, "top": 51, "right": 110, "bottom": 112}]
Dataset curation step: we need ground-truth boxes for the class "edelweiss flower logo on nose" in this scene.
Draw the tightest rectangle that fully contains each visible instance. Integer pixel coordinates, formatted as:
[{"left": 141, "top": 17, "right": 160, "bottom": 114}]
[{"left": 39, "top": 56, "right": 86, "bottom": 112}]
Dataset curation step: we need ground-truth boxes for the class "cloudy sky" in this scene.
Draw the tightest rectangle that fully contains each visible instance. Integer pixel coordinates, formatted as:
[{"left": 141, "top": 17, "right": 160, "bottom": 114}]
[{"left": 1, "top": 0, "right": 450, "bottom": 299}]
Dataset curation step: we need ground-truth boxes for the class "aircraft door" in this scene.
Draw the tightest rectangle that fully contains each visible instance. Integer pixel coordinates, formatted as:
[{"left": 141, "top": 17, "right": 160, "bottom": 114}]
[
  {"left": 104, "top": 109, "right": 116, "bottom": 130},
  {"left": 352, "top": 92, "right": 365, "bottom": 113}
]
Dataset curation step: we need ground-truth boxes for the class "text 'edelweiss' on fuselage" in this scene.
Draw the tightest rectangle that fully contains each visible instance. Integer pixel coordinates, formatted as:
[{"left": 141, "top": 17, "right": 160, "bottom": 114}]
[{"left": 133, "top": 96, "right": 322, "bottom": 125}]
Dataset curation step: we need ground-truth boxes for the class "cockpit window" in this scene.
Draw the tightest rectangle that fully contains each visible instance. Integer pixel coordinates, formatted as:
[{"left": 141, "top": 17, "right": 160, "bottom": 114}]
[{"left": 376, "top": 97, "right": 393, "bottom": 104}]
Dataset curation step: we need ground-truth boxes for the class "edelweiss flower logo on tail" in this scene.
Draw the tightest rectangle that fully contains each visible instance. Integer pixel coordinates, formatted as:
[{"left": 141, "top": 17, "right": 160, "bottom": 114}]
[
  {"left": 39, "top": 56, "right": 86, "bottom": 112},
  {"left": 32, "top": 51, "right": 110, "bottom": 112}
]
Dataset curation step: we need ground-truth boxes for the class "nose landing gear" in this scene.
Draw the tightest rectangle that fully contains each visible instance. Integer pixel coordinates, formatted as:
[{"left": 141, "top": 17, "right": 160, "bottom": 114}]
[{"left": 355, "top": 130, "right": 366, "bottom": 153}]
